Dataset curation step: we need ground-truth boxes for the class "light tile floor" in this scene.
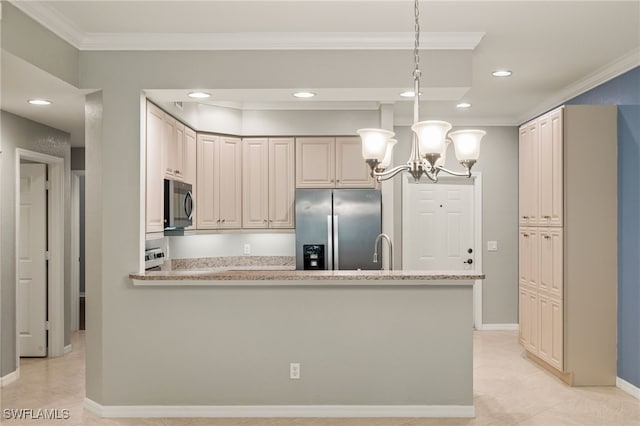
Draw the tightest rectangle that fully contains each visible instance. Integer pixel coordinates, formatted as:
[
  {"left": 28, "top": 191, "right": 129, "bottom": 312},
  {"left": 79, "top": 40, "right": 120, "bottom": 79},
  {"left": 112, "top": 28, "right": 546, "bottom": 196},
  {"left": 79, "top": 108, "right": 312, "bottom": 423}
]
[{"left": 1, "top": 331, "right": 638, "bottom": 425}]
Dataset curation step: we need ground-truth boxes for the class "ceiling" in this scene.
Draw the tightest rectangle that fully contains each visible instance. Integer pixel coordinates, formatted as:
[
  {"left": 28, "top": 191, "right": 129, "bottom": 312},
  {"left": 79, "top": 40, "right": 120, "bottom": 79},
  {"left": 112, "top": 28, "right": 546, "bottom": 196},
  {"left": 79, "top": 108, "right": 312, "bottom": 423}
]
[{"left": 3, "top": 1, "right": 639, "bottom": 147}]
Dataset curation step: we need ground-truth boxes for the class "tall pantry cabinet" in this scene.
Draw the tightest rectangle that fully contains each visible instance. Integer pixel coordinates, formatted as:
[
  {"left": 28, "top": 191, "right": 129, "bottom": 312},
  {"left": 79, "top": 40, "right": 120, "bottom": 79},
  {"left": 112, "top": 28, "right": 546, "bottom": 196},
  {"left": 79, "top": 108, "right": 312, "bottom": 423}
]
[{"left": 518, "top": 105, "right": 617, "bottom": 385}]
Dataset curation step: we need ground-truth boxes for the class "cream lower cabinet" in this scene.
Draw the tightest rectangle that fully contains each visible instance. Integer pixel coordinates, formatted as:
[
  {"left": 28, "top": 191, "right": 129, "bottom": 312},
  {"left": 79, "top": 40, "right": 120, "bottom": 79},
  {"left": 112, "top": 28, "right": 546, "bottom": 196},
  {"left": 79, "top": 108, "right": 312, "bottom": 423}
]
[
  {"left": 519, "top": 105, "right": 617, "bottom": 386},
  {"left": 196, "top": 134, "right": 242, "bottom": 229},
  {"left": 296, "top": 136, "right": 375, "bottom": 188},
  {"left": 242, "top": 138, "right": 295, "bottom": 229}
]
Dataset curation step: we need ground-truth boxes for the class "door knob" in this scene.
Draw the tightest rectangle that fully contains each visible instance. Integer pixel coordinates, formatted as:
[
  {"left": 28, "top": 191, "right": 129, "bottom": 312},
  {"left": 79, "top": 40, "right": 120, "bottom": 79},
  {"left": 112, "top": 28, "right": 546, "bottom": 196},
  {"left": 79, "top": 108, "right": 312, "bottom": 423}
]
[{"left": 464, "top": 259, "right": 473, "bottom": 264}]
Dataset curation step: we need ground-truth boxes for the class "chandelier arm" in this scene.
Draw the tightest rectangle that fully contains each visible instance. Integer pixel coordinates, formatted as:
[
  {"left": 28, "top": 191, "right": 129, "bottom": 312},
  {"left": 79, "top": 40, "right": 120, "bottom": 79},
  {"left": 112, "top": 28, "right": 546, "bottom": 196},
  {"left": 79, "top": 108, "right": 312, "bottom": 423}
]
[
  {"left": 372, "top": 164, "right": 412, "bottom": 181},
  {"left": 434, "top": 165, "right": 472, "bottom": 178}
]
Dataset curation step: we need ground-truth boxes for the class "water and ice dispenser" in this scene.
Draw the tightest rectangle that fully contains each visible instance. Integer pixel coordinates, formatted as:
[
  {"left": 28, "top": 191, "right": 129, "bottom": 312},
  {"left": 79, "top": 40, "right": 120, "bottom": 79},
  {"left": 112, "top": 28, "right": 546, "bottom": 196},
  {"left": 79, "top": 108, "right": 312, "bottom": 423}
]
[{"left": 303, "top": 244, "right": 325, "bottom": 270}]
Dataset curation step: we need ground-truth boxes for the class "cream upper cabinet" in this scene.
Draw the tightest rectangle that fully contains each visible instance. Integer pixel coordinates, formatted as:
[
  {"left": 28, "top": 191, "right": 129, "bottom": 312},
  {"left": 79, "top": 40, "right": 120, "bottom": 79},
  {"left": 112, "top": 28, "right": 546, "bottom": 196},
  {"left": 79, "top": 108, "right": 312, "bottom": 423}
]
[
  {"left": 172, "top": 121, "right": 185, "bottom": 181},
  {"left": 243, "top": 138, "right": 295, "bottom": 229},
  {"left": 335, "top": 137, "right": 375, "bottom": 188},
  {"left": 162, "top": 114, "right": 177, "bottom": 179},
  {"left": 196, "top": 133, "right": 219, "bottom": 229},
  {"left": 217, "top": 136, "right": 243, "bottom": 228},
  {"left": 243, "top": 138, "right": 269, "bottom": 228},
  {"left": 145, "top": 101, "right": 165, "bottom": 233},
  {"left": 197, "top": 134, "right": 242, "bottom": 229},
  {"left": 296, "top": 137, "right": 335, "bottom": 188},
  {"left": 268, "top": 138, "right": 295, "bottom": 228},
  {"left": 519, "top": 228, "right": 539, "bottom": 290},
  {"left": 519, "top": 121, "right": 539, "bottom": 226},
  {"left": 296, "top": 136, "right": 376, "bottom": 188},
  {"left": 538, "top": 109, "right": 563, "bottom": 227},
  {"left": 183, "top": 126, "right": 197, "bottom": 185}
]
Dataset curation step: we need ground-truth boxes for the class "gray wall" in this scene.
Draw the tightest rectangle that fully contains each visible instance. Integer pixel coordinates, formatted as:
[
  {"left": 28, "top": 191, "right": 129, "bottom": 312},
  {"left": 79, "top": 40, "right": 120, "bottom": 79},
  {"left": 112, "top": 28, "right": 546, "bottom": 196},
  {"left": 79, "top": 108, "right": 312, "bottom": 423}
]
[
  {"left": 0, "top": 111, "right": 72, "bottom": 376},
  {"left": 392, "top": 125, "right": 519, "bottom": 325}
]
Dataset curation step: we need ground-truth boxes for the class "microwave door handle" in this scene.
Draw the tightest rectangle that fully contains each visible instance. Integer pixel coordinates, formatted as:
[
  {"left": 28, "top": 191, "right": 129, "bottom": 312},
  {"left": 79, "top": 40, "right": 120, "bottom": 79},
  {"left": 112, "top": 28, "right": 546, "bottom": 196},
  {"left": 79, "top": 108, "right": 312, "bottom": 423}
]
[{"left": 185, "top": 191, "right": 194, "bottom": 220}]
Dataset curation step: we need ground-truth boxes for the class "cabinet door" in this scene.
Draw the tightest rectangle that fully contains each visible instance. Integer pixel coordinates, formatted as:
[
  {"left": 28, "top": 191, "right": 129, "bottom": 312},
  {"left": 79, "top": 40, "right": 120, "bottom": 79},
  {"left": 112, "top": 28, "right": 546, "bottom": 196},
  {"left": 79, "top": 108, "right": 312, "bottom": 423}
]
[
  {"left": 538, "top": 294, "right": 563, "bottom": 370},
  {"left": 296, "top": 137, "right": 335, "bottom": 188},
  {"left": 173, "top": 121, "right": 185, "bottom": 181},
  {"left": 335, "top": 137, "right": 375, "bottom": 188},
  {"left": 539, "top": 228, "right": 563, "bottom": 299},
  {"left": 183, "top": 127, "right": 197, "bottom": 185},
  {"left": 519, "top": 228, "right": 531, "bottom": 288},
  {"left": 183, "top": 127, "right": 197, "bottom": 228},
  {"left": 243, "top": 138, "right": 269, "bottom": 228},
  {"left": 538, "top": 109, "right": 563, "bottom": 227},
  {"left": 163, "top": 114, "right": 177, "bottom": 179},
  {"left": 217, "top": 136, "right": 242, "bottom": 228},
  {"left": 269, "top": 138, "right": 295, "bottom": 228},
  {"left": 519, "top": 286, "right": 539, "bottom": 353},
  {"left": 526, "top": 229, "right": 539, "bottom": 290},
  {"left": 145, "top": 102, "right": 165, "bottom": 233},
  {"left": 196, "top": 134, "right": 219, "bottom": 229},
  {"left": 519, "top": 122, "right": 539, "bottom": 225}
]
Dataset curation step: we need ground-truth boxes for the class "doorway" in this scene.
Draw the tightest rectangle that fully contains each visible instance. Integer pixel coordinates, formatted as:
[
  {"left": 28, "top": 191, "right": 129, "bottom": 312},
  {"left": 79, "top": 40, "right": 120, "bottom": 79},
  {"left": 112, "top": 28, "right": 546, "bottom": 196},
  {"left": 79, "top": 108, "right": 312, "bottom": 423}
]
[
  {"left": 71, "top": 171, "right": 85, "bottom": 331},
  {"left": 402, "top": 173, "right": 483, "bottom": 328},
  {"left": 15, "top": 149, "right": 65, "bottom": 363}
]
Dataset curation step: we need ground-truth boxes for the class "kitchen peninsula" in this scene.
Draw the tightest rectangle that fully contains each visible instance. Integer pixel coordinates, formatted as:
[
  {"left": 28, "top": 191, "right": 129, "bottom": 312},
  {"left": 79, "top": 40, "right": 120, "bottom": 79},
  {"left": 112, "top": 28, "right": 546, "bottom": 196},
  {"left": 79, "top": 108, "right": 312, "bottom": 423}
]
[{"left": 128, "top": 268, "right": 484, "bottom": 417}]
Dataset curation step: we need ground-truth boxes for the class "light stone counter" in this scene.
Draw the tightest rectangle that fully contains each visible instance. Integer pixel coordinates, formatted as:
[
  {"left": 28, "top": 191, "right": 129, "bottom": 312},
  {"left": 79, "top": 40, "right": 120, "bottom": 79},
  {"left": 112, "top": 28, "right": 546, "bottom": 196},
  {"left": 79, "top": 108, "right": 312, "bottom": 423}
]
[{"left": 130, "top": 268, "right": 484, "bottom": 285}]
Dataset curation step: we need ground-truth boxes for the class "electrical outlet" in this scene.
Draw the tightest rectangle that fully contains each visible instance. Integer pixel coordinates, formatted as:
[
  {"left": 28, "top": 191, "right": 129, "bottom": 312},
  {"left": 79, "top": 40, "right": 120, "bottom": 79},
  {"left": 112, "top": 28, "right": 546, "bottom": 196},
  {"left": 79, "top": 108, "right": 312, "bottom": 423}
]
[
  {"left": 289, "top": 363, "right": 301, "bottom": 379},
  {"left": 243, "top": 243, "right": 251, "bottom": 255}
]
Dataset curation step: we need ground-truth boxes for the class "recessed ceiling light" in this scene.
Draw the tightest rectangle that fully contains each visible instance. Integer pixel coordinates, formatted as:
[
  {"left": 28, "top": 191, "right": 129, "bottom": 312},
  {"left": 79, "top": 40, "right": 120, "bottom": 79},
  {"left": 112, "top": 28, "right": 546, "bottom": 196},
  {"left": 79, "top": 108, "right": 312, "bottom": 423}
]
[
  {"left": 492, "top": 70, "right": 512, "bottom": 77},
  {"left": 400, "top": 91, "right": 422, "bottom": 98},
  {"left": 293, "top": 91, "right": 316, "bottom": 98},
  {"left": 456, "top": 102, "right": 472, "bottom": 109},
  {"left": 187, "top": 91, "right": 211, "bottom": 99},
  {"left": 28, "top": 99, "right": 52, "bottom": 106}
]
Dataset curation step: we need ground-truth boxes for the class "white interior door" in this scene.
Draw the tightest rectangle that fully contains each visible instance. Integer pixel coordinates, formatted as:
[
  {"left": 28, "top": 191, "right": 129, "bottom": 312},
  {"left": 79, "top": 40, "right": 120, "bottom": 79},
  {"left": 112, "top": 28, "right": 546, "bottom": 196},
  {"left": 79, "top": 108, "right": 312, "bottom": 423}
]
[
  {"left": 18, "top": 163, "right": 48, "bottom": 357},
  {"left": 403, "top": 179, "right": 474, "bottom": 271}
]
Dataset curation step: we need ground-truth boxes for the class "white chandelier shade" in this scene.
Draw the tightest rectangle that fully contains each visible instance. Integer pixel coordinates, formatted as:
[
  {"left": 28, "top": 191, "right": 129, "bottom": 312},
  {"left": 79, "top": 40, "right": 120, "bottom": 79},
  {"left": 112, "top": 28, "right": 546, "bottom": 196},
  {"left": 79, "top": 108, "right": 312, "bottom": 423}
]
[
  {"left": 449, "top": 129, "right": 485, "bottom": 161},
  {"left": 379, "top": 138, "right": 398, "bottom": 169},
  {"left": 358, "top": 128, "right": 395, "bottom": 162},
  {"left": 412, "top": 120, "right": 452, "bottom": 157}
]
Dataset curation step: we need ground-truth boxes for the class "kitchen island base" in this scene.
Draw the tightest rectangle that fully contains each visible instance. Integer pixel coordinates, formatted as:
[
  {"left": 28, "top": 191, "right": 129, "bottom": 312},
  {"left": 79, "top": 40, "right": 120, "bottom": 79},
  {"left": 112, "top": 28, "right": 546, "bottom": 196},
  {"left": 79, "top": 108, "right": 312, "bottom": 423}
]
[{"left": 101, "top": 275, "right": 477, "bottom": 418}]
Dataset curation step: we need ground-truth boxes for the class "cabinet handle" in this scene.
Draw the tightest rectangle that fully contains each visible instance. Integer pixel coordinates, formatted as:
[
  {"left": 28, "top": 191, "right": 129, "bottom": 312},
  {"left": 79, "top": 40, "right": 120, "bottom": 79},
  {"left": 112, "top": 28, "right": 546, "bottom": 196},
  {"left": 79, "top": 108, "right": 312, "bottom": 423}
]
[
  {"left": 522, "top": 216, "right": 529, "bottom": 219},
  {"left": 175, "top": 170, "right": 181, "bottom": 174},
  {"left": 543, "top": 215, "right": 551, "bottom": 219},
  {"left": 263, "top": 219, "right": 267, "bottom": 223},
  {"left": 221, "top": 219, "right": 225, "bottom": 223},
  {"left": 217, "top": 219, "right": 220, "bottom": 223},
  {"left": 544, "top": 235, "right": 551, "bottom": 239},
  {"left": 523, "top": 234, "right": 529, "bottom": 237}
]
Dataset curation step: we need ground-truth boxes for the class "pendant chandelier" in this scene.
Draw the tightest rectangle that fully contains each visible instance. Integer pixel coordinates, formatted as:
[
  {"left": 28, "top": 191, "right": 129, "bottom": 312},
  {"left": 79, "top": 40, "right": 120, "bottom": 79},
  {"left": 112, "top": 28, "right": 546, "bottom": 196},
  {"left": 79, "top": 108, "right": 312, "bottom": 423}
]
[{"left": 358, "top": 0, "right": 485, "bottom": 182}]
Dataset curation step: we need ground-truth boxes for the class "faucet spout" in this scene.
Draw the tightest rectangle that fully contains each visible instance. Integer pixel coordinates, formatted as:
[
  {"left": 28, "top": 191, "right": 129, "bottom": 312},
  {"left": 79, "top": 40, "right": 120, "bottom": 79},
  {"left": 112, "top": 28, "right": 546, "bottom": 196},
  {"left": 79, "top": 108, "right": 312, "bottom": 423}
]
[{"left": 373, "top": 233, "right": 393, "bottom": 270}]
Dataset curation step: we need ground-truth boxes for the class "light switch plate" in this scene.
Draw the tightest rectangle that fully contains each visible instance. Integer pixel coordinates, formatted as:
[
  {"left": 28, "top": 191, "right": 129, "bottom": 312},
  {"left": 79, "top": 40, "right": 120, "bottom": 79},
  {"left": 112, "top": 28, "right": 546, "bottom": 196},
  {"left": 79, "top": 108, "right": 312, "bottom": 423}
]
[{"left": 487, "top": 241, "right": 498, "bottom": 251}]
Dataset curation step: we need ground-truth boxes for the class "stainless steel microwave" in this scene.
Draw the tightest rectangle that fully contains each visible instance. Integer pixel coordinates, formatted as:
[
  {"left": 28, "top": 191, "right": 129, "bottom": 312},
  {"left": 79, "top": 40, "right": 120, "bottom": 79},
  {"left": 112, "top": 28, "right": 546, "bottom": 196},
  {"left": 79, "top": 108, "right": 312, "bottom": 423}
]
[{"left": 164, "top": 179, "right": 193, "bottom": 229}]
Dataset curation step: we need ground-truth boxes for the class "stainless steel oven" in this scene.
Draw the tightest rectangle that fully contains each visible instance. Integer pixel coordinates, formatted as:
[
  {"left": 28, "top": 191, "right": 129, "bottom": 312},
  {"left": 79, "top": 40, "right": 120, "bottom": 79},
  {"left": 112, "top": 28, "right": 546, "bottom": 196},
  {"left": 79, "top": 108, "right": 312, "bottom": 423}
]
[{"left": 164, "top": 179, "right": 193, "bottom": 229}]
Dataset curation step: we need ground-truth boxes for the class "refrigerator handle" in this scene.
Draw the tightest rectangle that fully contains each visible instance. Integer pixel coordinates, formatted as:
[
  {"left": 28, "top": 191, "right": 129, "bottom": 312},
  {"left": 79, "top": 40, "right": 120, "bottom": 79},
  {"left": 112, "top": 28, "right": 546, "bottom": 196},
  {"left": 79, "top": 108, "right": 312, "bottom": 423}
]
[
  {"left": 327, "top": 215, "right": 333, "bottom": 270},
  {"left": 333, "top": 215, "right": 339, "bottom": 270}
]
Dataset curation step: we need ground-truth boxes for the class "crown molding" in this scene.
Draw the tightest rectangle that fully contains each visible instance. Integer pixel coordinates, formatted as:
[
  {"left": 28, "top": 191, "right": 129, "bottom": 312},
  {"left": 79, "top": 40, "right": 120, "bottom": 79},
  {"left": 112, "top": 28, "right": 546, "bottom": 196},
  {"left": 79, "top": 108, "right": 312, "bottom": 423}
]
[
  {"left": 77, "top": 32, "right": 485, "bottom": 51},
  {"left": 8, "top": 1, "right": 484, "bottom": 51},
  {"left": 9, "top": 0, "right": 85, "bottom": 48},
  {"left": 517, "top": 47, "right": 640, "bottom": 124}
]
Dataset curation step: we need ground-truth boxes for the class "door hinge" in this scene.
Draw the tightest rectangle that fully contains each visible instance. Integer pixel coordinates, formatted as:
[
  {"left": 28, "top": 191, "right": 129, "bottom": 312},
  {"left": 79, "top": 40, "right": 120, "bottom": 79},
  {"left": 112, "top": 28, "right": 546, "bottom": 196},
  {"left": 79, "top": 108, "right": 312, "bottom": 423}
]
[
  {"left": 45, "top": 321, "right": 50, "bottom": 330},
  {"left": 45, "top": 251, "right": 50, "bottom": 260},
  {"left": 45, "top": 181, "right": 50, "bottom": 190}
]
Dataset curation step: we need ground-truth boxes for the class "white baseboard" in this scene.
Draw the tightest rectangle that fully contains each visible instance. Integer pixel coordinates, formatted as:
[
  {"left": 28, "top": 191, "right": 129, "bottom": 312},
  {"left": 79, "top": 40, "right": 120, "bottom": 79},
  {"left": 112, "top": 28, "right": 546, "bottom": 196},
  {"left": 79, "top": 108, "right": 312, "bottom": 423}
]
[
  {"left": 477, "top": 323, "right": 519, "bottom": 331},
  {"left": 1, "top": 369, "right": 19, "bottom": 387},
  {"left": 64, "top": 344, "right": 72, "bottom": 355},
  {"left": 617, "top": 377, "right": 640, "bottom": 400},
  {"left": 84, "top": 398, "right": 474, "bottom": 418}
]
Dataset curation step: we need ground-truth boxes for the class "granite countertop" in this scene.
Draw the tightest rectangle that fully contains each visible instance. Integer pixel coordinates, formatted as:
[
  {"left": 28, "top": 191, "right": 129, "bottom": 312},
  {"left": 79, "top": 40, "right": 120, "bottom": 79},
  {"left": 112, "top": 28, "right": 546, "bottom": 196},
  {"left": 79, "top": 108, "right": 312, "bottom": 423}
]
[{"left": 130, "top": 268, "right": 485, "bottom": 284}]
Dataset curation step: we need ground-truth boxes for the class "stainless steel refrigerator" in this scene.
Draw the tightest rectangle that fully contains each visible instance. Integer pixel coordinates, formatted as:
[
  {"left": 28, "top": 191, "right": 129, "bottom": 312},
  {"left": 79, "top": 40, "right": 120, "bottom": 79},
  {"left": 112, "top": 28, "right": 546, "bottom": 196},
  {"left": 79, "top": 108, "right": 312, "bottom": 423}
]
[{"left": 295, "top": 189, "right": 382, "bottom": 270}]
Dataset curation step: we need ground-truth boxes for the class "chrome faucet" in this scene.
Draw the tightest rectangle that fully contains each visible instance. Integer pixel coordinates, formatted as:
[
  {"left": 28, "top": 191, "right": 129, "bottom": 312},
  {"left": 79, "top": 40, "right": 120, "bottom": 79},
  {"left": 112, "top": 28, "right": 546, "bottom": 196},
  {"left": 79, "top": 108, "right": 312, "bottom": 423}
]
[{"left": 373, "top": 233, "right": 393, "bottom": 270}]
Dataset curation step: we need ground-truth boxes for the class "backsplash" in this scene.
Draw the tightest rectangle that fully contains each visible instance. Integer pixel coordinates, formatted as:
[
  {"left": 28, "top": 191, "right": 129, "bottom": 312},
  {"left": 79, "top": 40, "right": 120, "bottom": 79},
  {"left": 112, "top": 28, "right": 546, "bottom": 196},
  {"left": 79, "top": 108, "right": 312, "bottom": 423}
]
[{"left": 167, "top": 233, "right": 295, "bottom": 258}]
